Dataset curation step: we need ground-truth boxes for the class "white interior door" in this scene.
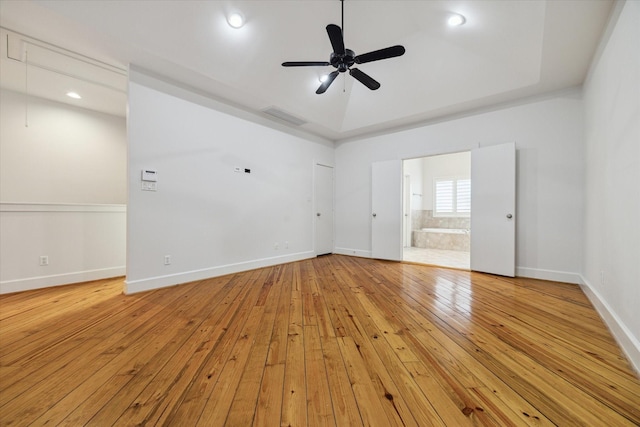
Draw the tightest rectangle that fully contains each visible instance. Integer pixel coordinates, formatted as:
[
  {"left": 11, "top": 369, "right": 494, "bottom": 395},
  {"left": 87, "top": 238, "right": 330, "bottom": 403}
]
[
  {"left": 314, "top": 163, "right": 334, "bottom": 255},
  {"left": 471, "top": 142, "right": 516, "bottom": 276},
  {"left": 371, "top": 160, "right": 402, "bottom": 261}
]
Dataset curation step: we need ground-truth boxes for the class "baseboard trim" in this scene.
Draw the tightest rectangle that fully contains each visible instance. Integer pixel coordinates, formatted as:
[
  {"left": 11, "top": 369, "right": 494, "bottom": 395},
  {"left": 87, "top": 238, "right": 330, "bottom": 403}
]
[
  {"left": 515, "top": 266, "right": 582, "bottom": 284},
  {"left": 124, "top": 251, "right": 315, "bottom": 294},
  {"left": 333, "top": 247, "right": 372, "bottom": 258},
  {"left": 579, "top": 276, "right": 640, "bottom": 375},
  {"left": 0, "top": 202, "right": 126, "bottom": 213},
  {"left": 0, "top": 266, "right": 126, "bottom": 294}
]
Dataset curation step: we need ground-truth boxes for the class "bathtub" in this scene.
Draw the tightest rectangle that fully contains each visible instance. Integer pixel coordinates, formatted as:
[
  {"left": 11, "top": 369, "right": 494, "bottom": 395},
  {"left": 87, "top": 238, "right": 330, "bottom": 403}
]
[
  {"left": 421, "top": 228, "right": 469, "bottom": 234},
  {"left": 412, "top": 228, "right": 470, "bottom": 251}
]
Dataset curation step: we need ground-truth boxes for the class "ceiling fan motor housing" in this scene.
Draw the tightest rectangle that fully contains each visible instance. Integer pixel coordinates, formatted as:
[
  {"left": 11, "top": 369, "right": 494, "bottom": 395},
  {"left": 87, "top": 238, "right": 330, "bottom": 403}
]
[{"left": 330, "top": 49, "right": 355, "bottom": 72}]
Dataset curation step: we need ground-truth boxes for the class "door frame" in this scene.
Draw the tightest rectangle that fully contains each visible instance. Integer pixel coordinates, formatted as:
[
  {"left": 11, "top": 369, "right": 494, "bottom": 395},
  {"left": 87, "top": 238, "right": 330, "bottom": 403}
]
[
  {"left": 313, "top": 161, "right": 334, "bottom": 256},
  {"left": 403, "top": 174, "right": 412, "bottom": 248}
]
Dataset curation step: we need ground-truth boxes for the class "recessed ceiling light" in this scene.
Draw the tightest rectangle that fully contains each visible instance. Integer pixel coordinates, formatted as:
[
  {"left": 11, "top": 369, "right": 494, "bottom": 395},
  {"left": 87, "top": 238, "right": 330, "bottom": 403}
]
[
  {"left": 448, "top": 13, "right": 466, "bottom": 26},
  {"left": 227, "top": 12, "right": 245, "bottom": 29},
  {"left": 66, "top": 92, "right": 81, "bottom": 99}
]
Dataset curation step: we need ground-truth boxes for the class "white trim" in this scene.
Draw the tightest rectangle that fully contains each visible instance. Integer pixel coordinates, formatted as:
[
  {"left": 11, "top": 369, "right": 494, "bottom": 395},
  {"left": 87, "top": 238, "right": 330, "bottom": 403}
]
[
  {"left": 515, "top": 266, "right": 583, "bottom": 285},
  {"left": 579, "top": 275, "right": 640, "bottom": 375},
  {"left": 124, "top": 251, "right": 315, "bottom": 294},
  {"left": 333, "top": 247, "right": 372, "bottom": 258},
  {"left": 0, "top": 266, "right": 125, "bottom": 294},
  {"left": 1, "top": 202, "right": 126, "bottom": 213}
]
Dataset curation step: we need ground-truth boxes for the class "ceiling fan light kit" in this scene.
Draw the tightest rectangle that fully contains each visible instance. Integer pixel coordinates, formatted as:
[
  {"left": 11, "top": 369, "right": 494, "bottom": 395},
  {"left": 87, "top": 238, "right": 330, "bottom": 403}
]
[
  {"left": 227, "top": 11, "right": 245, "bottom": 29},
  {"left": 448, "top": 13, "right": 466, "bottom": 26},
  {"left": 282, "top": 0, "right": 405, "bottom": 94}
]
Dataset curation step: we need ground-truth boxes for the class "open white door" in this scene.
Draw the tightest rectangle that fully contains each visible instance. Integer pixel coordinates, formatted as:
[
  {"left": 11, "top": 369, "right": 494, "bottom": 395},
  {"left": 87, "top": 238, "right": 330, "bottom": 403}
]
[
  {"left": 471, "top": 142, "right": 516, "bottom": 276},
  {"left": 314, "top": 163, "right": 334, "bottom": 255},
  {"left": 371, "top": 160, "right": 402, "bottom": 261}
]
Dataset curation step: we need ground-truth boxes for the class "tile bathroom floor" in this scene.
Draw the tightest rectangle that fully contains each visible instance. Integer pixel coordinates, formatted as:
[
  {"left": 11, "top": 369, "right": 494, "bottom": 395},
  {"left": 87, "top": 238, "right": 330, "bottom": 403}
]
[{"left": 403, "top": 246, "right": 470, "bottom": 270}]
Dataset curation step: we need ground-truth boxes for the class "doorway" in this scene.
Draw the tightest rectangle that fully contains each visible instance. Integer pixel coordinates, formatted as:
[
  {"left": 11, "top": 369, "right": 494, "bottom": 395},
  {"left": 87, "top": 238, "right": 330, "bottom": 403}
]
[{"left": 402, "top": 152, "right": 471, "bottom": 269}]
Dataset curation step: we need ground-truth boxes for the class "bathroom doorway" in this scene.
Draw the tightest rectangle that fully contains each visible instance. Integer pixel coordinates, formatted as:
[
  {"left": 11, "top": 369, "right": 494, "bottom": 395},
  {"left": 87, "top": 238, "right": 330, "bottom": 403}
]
[{"left": 403, "top": 152, "right": 471, "bottom": 269}]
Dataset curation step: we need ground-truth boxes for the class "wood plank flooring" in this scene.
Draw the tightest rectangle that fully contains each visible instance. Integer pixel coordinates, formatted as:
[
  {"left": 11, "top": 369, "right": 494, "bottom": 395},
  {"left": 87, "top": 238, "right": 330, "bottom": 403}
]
[{"left": 1, "top": 255, "right": 638, "bottom": 426}]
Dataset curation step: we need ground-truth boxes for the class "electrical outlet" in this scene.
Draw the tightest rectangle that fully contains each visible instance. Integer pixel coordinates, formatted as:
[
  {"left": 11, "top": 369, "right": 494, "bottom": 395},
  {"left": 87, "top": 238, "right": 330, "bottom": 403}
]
[
  {"left": 285, "top": 241, "right": 289, "bottom": 249},
  {"left": 39, "top": 255, "right": 49, "bottom": 266},
  {"left": 274, "top": 243, "right": 279, "bottom": 250},
  {"left": 164, "top": 255, "right": 171, "bottom": 265}
]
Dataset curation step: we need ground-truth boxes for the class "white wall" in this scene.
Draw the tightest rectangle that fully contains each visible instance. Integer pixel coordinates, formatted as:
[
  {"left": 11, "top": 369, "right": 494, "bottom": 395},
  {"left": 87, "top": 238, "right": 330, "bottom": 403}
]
[
  {"left": 403, "top": 158, "right": 423, "bottom": 210},
  {"left": 0, "top": 203, "right": 126, "bottom": 294},
  {"left": 582, "top": 0, "right": 639, "bottom": 371},
  {"left": 126, "top": 68, "right": 334, "bottom": 293},
  {"left": 335, "top": 92, "right": 585, "bottom": 283},
  {"left": 0, "top": 89, "right": 127, "bottom": 293},
  {"left": 0, "top": 89, "right": 126, "bottom": 204}
]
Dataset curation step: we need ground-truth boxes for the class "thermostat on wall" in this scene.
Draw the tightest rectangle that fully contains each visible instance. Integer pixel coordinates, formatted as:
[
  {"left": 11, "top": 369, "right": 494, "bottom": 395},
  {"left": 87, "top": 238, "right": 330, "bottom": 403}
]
[{"left": 141, "top": 169, "right": 158, "bottom": 182}]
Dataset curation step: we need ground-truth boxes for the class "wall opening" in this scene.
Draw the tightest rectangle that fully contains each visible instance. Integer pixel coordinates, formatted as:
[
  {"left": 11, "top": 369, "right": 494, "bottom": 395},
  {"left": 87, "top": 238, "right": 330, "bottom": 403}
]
[{"left": 402, "top": 151, "right": 471, "bottom": 269}]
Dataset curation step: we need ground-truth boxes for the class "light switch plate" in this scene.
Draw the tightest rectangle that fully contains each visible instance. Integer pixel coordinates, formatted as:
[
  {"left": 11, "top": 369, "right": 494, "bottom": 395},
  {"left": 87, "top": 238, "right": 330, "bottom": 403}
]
[{"left": 142, "top": 181, "right": 157, "bottom": 191}]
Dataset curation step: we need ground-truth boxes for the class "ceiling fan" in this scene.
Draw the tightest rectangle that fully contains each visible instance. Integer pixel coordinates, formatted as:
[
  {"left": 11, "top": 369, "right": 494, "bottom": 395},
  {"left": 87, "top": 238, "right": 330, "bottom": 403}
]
[{"left": 282, "top": 0, "right": 406, "bottom": 94}]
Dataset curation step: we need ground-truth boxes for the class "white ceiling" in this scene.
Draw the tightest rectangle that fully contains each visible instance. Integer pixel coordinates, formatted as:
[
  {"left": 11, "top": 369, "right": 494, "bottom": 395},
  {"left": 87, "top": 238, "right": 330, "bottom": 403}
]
[{"left": 0, "top": 0, "right": 614, "bottom": 142}]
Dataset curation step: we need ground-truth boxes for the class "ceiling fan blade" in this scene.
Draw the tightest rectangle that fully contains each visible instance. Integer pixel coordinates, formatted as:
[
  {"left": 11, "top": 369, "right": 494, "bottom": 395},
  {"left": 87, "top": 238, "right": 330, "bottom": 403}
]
[
  {"left": 354, "top": 45, "right": 405, "bottom": 64},
  {"left": 326, "top": 24, "right": 345, "bottom": 55},
  {"left": 316, "top": 71, "right": 339, "bottom": 94},
  {"left": 349, "top": 68, "right": 380, "bottom": 90},
  {"left": 282, "top": 61, "right": 331, "bottom": 67}
]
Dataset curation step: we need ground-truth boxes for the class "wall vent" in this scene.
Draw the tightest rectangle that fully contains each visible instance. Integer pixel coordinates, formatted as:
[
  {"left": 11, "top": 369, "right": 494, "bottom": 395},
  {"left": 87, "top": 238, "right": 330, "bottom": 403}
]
[{"left": 261, "top": 107, "right": 307, "bottom": 127}]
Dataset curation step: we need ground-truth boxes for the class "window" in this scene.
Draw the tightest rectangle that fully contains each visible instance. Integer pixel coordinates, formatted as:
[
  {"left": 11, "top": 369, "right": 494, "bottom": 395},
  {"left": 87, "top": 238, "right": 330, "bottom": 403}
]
[{"left": 434, "top": 177, "right": 470, "bottom": 217}]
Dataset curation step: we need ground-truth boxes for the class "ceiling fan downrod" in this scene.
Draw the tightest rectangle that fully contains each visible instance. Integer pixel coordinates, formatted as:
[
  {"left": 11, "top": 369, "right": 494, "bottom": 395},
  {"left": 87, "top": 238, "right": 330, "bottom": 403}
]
[{"left": 341, "top": 0, "right": 344, "bottom": 41}]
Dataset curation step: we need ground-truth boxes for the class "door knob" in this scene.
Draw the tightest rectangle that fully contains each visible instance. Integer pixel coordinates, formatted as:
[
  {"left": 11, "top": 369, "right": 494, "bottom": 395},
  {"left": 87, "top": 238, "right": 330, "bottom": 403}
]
[
  {"left": 317, "top": 213, "right": 321, "bottom": 216},
  {"left": 372, "top": 213, "right": 377, "bottom": 218},
  {"left": 506, "top": 213, "right": 513, "bottom": 219}
]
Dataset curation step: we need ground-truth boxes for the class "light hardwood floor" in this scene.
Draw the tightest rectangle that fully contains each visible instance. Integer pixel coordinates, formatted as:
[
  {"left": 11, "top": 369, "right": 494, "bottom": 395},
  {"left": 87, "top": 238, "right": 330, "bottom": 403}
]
[{"left": 1, "top": 255, "right": 638, "bottom": 426}]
